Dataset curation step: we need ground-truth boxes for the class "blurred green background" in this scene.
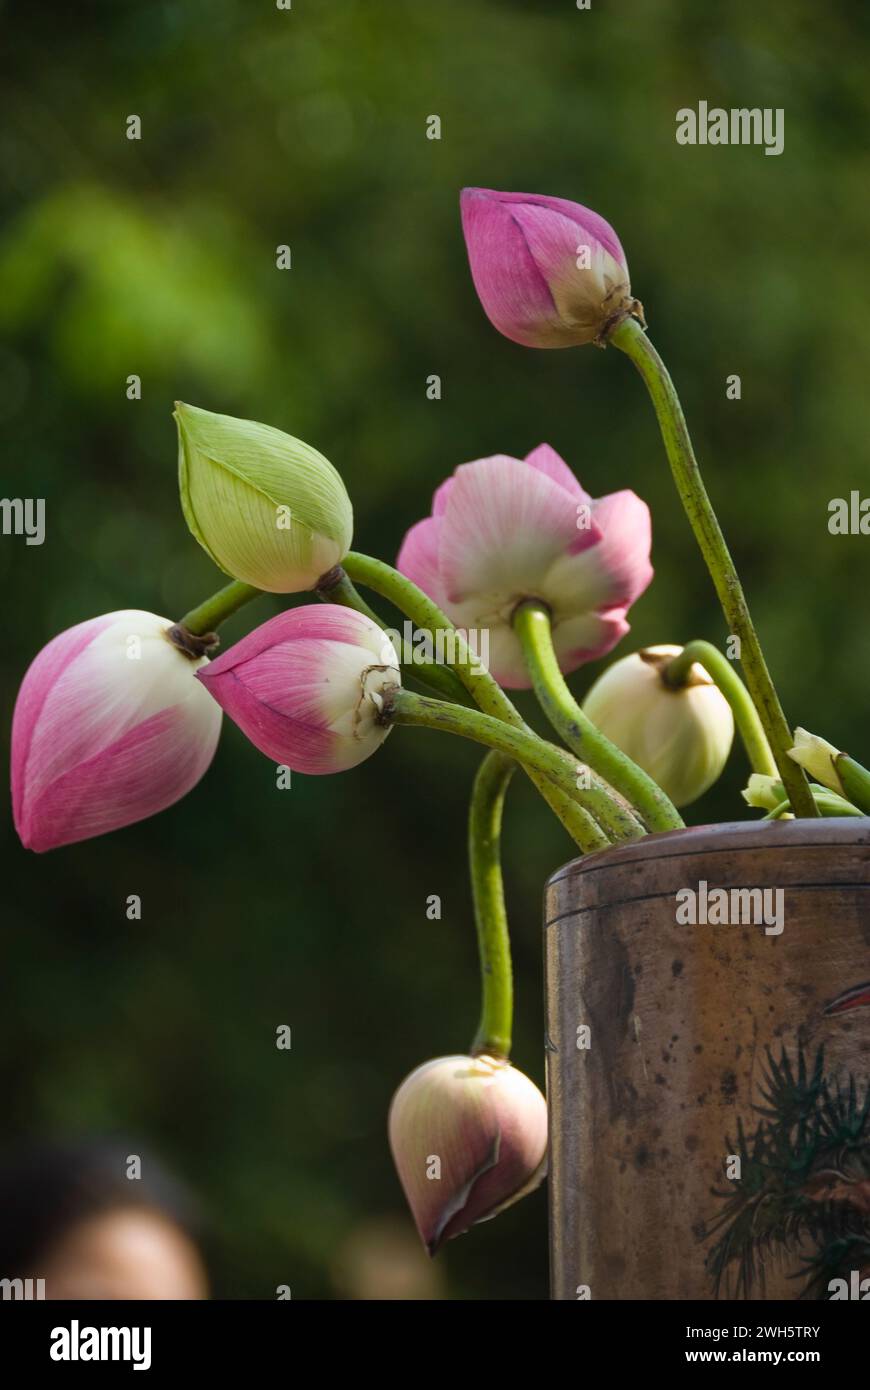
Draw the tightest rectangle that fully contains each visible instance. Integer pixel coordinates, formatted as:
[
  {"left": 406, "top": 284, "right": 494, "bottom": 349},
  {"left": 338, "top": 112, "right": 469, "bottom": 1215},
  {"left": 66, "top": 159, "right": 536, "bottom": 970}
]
[{"left": 2, "top": 0, "right": 869, "bottom": 1298}]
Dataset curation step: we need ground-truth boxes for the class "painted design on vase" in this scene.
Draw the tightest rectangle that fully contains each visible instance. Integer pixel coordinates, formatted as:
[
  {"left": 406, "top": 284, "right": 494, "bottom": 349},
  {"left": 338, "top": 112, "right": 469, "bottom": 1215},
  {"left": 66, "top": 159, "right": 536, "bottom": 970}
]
[{"left": 701, "top": 991, "right": 870, "bottom": 1300}]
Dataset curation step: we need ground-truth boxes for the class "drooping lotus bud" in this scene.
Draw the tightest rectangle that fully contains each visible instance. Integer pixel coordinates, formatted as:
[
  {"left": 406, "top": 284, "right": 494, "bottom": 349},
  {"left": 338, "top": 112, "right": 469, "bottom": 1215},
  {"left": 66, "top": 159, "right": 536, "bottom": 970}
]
[
  {"left": 388, "top": 1054, "right": 547, "bottom": 1255},
  {"left": 582, "top": 644, "right": 734, "bottom": 808},
  {"left": 397, "top": 444, "right": 652, "bottom": 688},
  {"left": 196, "top": 605, "right": 400, "bottom": 774},
  {"left": 12, "top": 611, "right": 222, "bottom": 852},
  {"left": 175, "top": 402, "right": 353, "bottom": 593},
  {"left": 460, "top": 188, "right": 640, "bottom": 349}
]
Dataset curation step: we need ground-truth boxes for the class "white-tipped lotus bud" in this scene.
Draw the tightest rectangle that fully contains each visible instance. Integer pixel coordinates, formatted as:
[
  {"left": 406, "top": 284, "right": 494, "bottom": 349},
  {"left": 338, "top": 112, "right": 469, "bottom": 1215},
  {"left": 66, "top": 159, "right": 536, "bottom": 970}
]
[
  {"left": 582, "top": 644, "right": 734, "bottom": 808},
  {"left": 787, "top": 728, "right": 844, "bottom": 795}
]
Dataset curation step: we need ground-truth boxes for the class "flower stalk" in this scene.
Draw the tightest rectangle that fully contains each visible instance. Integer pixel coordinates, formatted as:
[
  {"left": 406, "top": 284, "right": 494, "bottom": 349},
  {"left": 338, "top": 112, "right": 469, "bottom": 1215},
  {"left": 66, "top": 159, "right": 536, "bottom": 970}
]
[
  {"left": 179, "top": 579, "right": 263, "bottom": 637},
  {"left": 316, "top": 565, "right": 471, "bottom": 705},
  {"left": 468, "top": 752, "right": 516, "bottom": 1059},
  {"left": 343, "top": 550, "right": 622, "bottom": 850},
  {"left": 512, "top": 600, "right": 683, "bottom": 833},
  {"left": 383, "top": 688, "right": 644, "bottom": 848},
  {"left": 609, "top": 315, "right": 817, "bottom": 818},
  {"left": 663, "top": 640, "right": 777, "bottom": 778}
]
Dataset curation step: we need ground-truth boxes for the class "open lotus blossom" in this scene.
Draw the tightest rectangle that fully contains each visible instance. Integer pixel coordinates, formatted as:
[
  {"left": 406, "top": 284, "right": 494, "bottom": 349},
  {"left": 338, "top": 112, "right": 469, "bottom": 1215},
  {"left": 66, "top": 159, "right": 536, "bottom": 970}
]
[
  {"left": 460, "top": 187, "right": 637, "bottom": 349},
  {"left": 12, "top": 610, "right": 222, "bottom": 853},
  {"left": 388, "top": 1054, "right": 548, "bottom": 1255},
  {"left": 197, "top": 605, "right": 400, "bottom": 774},
  {"left": 396, "top": 444, "right": 652, "bottom": 688}
]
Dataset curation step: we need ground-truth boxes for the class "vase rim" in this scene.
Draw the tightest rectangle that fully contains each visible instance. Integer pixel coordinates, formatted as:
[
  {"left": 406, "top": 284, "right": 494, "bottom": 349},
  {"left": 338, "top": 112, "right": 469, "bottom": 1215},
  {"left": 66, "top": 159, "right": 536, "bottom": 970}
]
[{"left": 547, "top": 815, "right": 870, "bottom": 890}]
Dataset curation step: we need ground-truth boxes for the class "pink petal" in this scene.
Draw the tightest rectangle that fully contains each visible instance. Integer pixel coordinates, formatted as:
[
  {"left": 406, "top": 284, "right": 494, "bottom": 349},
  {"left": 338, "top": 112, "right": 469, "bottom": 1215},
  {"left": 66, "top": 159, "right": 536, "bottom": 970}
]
[
  {"left": 395, "top": 517, "right": 448, "bottom": 607},
  {"left": 460, "top": 189, "right": 560, "bottom": 348},
  {"left": 523, "top": 443, "right": 589, "bottom": 501},
  {"left": 486, "top": 190, "right": 626, "bottom": 273},
  {"left": 552, "top": 608, "right": 631, "bottom": 677},
  {"left": 431, "top": 478, "right": 454, "bottom": 517},
  {"left": 438, "top": 455, "right": 602, "bottom": 609},
  {"left": 20, "top": 705, "right": 219, "bottom": 852},
  {"left": 543, "top": 489, "right": 653, "bottom": 615},
  {"left": 471, "top": 623, "right": 533, "bottom": 691},
  {"left": 198, "top": 607, "right": 397, "bottom": 775},
  {"left": 204, "top": 604, "right": 377, "bottom": 675},
  {"left": 11, "top": 616, "right": 113, "bottom": 838},
  {"left": 200, "top": 662, "right": 339, "bottom": 773}
]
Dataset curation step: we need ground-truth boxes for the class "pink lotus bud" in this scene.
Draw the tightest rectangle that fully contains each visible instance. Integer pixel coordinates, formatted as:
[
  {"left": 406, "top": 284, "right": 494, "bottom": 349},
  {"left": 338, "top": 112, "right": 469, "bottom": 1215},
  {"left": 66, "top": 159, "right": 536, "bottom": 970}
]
[
  {"left": 460, "top": 187, "right": 638, "bottom": 348},
  {"left": 12, "top": 610, "right": 222, "bottom": 852},
  {"left": 196, "top": 605, "right": 400, "bottom": 774},
  {"left": 397, "top": 444, "right": 652, "bottom": 687},
  {"left": 388, "top": 1054, "right": 548, "bottom": 1255}
]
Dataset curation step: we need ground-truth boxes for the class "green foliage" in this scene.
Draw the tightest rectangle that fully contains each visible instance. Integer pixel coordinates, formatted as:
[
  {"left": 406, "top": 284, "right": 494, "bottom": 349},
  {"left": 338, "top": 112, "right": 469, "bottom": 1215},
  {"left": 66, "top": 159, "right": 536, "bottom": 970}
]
[{"left": 2, "top": 0, "right": 869, "bottom": 1298}]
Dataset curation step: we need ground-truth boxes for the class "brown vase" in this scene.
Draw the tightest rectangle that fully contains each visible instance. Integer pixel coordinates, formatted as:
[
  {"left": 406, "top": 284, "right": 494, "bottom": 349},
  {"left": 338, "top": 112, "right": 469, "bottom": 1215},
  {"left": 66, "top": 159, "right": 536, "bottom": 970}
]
[{"left": 544, "top": 818, "right": 870, "bottom": 1300}]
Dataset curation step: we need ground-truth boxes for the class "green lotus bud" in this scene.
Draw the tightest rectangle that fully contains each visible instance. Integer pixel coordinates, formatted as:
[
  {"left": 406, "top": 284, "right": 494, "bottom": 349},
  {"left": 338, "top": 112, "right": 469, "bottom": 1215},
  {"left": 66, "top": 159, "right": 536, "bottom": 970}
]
[
  {"left": 582, "top": 644, "right": 734, "bottom": 808},
  {"left": 175, "top": 402, "right": 353, "bottom": 593}
]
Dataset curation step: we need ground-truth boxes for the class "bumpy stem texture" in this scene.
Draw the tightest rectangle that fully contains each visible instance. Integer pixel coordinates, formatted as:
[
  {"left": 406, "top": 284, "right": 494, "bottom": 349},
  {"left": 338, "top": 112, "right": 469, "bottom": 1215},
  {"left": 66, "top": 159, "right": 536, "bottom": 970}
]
[
  {"left": 513, "top": 601, "right": 683, "bottom": 833},
  {"left": 343, "top": 550, "right": 624, "bottom": 851},
  {"left": 663, "top": 640, "right": 777, "bottom": 778},
  {"left": 387, "top": 689, "right": 645, "bottom": 849},
  {"left": 469, "top": 752, "right": 515, "bottom": 1058},
  {"left": 610, "top": 316, "right": 816, "bottom": 818}
]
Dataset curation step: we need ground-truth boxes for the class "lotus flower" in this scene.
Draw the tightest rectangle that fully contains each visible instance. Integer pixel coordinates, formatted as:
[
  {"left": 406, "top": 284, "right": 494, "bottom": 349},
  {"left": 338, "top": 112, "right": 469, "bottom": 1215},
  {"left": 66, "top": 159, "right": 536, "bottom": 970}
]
[
  {"left": 175, "top": 402, "right": 353, "bottom": 593},
  {"left": 196, "top": 605, "right": 400, "bottom": 774},
  {"left": 388, "top": 1054, "right": 548, "bottom": 1255},
  {"left": 396, "top": 444, "right": 652, "bottom": 688},
  {"left": 12, "top": 610, "right": 222, "bottom": 852},
  {"left": 582, "top": 645, "right": 734, "bottom": 808},
  {"left": 460, "top": 187, "right": 636, "bottom": 348}
]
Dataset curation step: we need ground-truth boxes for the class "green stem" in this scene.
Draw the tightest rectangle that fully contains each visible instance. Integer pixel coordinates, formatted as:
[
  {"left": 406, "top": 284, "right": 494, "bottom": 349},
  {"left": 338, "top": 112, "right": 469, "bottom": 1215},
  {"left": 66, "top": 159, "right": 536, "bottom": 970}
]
[
  {"left": 663, "top": 640, "right": 777, "bottom": 778},
  {"left": 469, "top": 752, "right": 515, "bottom": 1058},
  {"left": 513, "top": 601, "right": 683, "bottom": 833},
  {"left": 609, "top": 316, "right": 817, "bottom": 818},
  {"left": 317, "top": 566, "right": 471, "bottom": 705},
  {"left": 834, "top": 755, "right": 870, "bottom": 817},
  {"left": 343, "top": 550, "right": 623, "bottom": 851},
  {"left": 386, "top": 689, "right": 642, "bottom": 847},
  {"left": 179, "top": 579, "right": 262, "bottom": 635}
]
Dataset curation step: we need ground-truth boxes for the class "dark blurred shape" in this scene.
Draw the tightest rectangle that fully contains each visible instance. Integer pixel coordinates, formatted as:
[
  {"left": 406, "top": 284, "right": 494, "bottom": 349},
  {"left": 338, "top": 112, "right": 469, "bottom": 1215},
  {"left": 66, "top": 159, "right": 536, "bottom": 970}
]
[
  {"left": 0, "top": 1136, "right": 208, "bottom": 1299},
  {"left": 331, "top": 1215, "right": 445, "bottom": 1300}
]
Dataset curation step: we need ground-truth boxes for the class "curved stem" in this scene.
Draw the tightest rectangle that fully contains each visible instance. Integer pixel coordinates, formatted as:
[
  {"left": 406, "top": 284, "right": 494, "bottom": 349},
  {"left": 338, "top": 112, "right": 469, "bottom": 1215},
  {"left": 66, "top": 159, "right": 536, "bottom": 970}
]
[
  {"left": 343, "top": 550, "right": 623, "bottom": 850},
  {"left": 317, "top": 566, "right": 471, "bottom": 705},
  {"left": 179, "top": 579, "right": 262, "bottom": 635},
  {"left": 343, "top": 552, "right": 511, "bottom": 714},
  {"left": 513, "top": 601, "right": 683, "bottom": 833},
  {"left": 469, "top": 752, "right": 515, "bottom": 1058},
  {"left": 385, "top": 689, "right": 643, "bottom": 848},
  {"left": 663, "top": 640, "right": 777, "bottom": 778},
  {"left": 609, "top": 316, "right": 817, "bottom": 818}
]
